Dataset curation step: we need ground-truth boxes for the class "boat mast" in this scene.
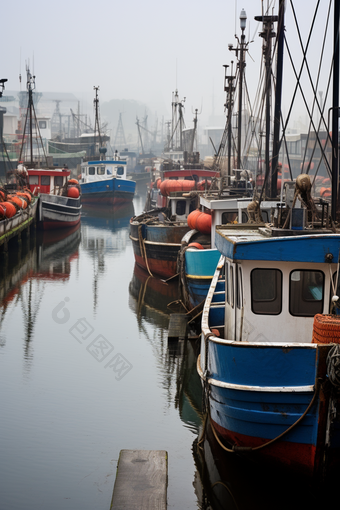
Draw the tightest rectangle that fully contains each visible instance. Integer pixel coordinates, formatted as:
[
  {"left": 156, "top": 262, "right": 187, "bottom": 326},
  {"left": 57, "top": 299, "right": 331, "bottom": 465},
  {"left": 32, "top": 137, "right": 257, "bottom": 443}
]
[
  {"left": 229, "top": 9, "right": 248, "bottom": 172},
  {"left": 255, "top": 13, "right": 278, "bottom": 196},
  {"left": 332, "top": 0, "right": 340, "bottom": 220},
  {"left": 93, "top": 86, "right": 103, "bottom": 152},
  {"left": 223, "top": 63, "right": 236, "bottom": 178},
  {"left": 271, "top": 0, "right": 285, "bottom": 199},
  {"left": 237, "top": 9, "right": 247, "bottom": 169}
]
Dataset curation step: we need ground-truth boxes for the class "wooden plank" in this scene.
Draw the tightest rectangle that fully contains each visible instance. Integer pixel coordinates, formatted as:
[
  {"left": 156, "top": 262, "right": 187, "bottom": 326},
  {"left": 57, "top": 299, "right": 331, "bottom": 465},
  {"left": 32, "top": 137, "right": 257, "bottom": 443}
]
[
  {"left": 110, "top": 450, "right": 167, "bottom": 510},
  {"left": 168, "top": 313, "right": 188, "bottom": 340}
]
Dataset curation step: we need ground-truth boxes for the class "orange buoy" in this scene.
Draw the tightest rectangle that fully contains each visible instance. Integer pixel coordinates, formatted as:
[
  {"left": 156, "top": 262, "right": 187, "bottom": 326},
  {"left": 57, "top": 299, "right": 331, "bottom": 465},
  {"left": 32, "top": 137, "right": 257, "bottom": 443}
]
[
  {"left": 211, "top": 328, "right": 220, "bottom": 337},
  {"left": 187, "top": 209, "right": 202, "bottom": 229},
  {"left": 68, "top": 179, "right": 79, "bottom": 185},
  {"left": 1, "top": 201, "right": 17, "bottom": 218},
  {"left": 17, "top": 192, "right": 32, "bottom": 203},
  {"left": 160, "top": 179, "right": 197, "bottom": 196},
  {"left": 188, "top": 242, "right": 204, "bottom": 249},
  {"left": 156, "top": 178, "right": 162, "bottom": 189},
  {"left": 312, "top": 314, "right": 340, "bottom": 344},
  {"left": 320, "top": 187, "right": 331, "bottom": 197},
  {"left": 67, "top": 187, "right": 80, "bottom": 198},
  {"left": 196, "top": 212, "right": 212, "bottom": 234},
  {"left": 9, "top": 196, "right": 27, "bottom": 209}
]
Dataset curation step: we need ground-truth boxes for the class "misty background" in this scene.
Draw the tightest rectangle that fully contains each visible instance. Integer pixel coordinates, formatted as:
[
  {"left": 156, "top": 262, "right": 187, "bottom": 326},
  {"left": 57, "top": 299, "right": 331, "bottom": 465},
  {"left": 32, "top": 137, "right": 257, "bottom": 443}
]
[{"left": 0, "top": 0, "right": 335, "bottom": 159}]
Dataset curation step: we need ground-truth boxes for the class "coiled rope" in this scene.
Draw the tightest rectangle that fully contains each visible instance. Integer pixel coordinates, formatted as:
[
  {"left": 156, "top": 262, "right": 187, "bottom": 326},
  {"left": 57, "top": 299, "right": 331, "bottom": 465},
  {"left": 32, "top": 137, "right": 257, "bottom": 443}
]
[{"left": 327, "top": 345, "right": 340, "bottom": 388}]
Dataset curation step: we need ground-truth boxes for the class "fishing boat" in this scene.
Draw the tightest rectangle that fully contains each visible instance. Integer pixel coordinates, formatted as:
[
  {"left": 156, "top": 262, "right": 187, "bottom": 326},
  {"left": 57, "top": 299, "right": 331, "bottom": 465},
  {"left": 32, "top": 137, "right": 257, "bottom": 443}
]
[
  {"left": 12, "top": 68, "right": 81, "bottom": 230},
  {"left": 79, "top": 88, "right": 136, "bottom": 205},
  {"left": 26, "top": 166, "right": 81, "bottom": 229},
  {"left": 197, "top": 1, "right": 340, "bottom": 477},
  {"left": 198, "top": 188, "right": 340, "bottom": 476},
  {"left": 130, "top": 180, "right": 210, "bottom": 279},
  {"left": 80, "top": 151, "right": 135, "bottom": 205}
]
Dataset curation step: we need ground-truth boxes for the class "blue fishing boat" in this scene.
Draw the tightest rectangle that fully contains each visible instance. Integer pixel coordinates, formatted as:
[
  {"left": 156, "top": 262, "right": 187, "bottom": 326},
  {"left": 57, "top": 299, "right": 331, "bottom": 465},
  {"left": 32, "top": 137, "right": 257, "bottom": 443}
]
[
  {"left": 199, "top": 201, "right": 340, "bottom": 476},
  {"left": 79, "top": 87, "right": 136, "bottom": 205},
  {"left": 80, "top": 154, "right": 136, "bottom": 205},
  {"left": 197, "top": 1, "right": 340, "bottom": 477}
]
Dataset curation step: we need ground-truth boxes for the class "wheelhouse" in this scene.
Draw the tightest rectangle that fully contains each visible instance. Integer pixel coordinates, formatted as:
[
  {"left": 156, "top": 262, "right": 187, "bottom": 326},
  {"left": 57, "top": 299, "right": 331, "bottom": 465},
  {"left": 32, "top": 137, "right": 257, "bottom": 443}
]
[
  {"left": 215, "top": 225, "right": 339, "bottom": 344},
  {"left": 80, "top": 160, "right": 127, "bottom": 183},
  {"left": 27, "top": 168, "right": 70, "bottom": 194}
]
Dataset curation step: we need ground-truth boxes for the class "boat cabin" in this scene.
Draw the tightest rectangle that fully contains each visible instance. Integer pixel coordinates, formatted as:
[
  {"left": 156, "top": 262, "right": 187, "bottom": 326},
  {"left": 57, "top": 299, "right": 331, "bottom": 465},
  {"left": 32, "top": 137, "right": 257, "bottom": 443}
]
[
  {"left": 169, "top": 195, "right": 197, "bottom": 222},
  {"left": 199, "top": 195, "right": 278, "bottom": 247},
  {"left": 80, "top": 160, "right": 127, "bottom": 184},
  {"left": 27, "top": 167, "right": 70, "bottom": 194},
  {"left": 215, "top": 224, "right": 339, "bottom": 344}
]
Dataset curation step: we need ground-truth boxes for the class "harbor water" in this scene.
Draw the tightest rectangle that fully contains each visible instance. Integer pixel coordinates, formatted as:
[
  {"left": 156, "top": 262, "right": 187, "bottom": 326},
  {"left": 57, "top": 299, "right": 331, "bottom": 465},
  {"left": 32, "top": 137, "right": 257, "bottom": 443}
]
[{"left": 0, "top": 187, "right": 337, "bottom": 510}]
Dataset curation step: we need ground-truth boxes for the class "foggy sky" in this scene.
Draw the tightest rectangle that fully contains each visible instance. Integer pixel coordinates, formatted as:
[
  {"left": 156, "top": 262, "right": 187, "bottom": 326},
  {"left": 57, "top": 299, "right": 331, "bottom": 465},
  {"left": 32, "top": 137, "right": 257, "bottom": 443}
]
[{"left": 2, "top": 0, "right": 335, "bottom": 133}]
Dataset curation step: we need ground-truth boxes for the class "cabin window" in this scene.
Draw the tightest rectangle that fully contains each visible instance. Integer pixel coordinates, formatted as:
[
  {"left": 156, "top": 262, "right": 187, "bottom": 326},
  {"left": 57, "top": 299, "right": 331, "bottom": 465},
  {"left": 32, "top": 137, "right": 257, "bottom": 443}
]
[
  {"left": 106, "top": 167, "right": 113, "bottom": 175},
  {"left": 251, "top": 268, "right": 282, "bottom": 315},
  {"left": 330, "top": 273, "right": 340, "bottom": 314},
  {"left": 89, "top": 166, "right": 95, "bottom": 175},
  {"left": 289, "top": 270, "right": 324, "bottom": 317},
  {"left": 226, "top": 262, "right": 230, "bottom": 304},
  {"left": 29, "top": 175, "right": 39, "bottom": 185},
  {"left": 222, "top": 211, "right": 238, "bottom": 224},
  {"left": 117, "top": 166, "right": 124, "bottom": 176},
  {"left": 237, "top": 267, "right": 243, "bottom": 309},
  {"left": 176, "top": 201, "right": 186, "bottom": 216},
  {"left": 97, "top": 166, "right": 105, "bottom": 175},
  {"left": 229, "top": 266, "right": 234, "bottom": 308},
  {"left": 39, "top": 121, "right": 47, "bottom": 129},
  {"left": 54, "top": 176, "right": 63, "bottom": 187},
  {"left": 41, "top": 176, "right": 50, "bottom": 186},
  {"left": 261, "top": 211, "right": 269, "bottom": 222}
]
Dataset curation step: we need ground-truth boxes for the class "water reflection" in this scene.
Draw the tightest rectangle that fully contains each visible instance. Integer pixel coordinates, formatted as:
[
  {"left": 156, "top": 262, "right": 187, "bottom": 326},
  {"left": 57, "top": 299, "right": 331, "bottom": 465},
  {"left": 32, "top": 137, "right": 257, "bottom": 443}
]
[
  {"left": 0, "top": 225, "right": 81, "bottom": 367},
  {"left": 81, "top": 203, "right": 134, "bottom": 313},
  {"left": 193, "top": 417, "right": 340, "bottom": 510}
]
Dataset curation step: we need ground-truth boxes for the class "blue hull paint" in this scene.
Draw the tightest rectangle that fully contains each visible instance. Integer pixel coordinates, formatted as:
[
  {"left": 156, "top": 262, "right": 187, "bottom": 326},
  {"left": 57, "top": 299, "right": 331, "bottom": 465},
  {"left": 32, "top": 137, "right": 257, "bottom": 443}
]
[
  {"left": 185, "top": 249, "right": 221, "bottom": 307},
  {"left": 80, "top": 177, "right": 135, "bottom": 202},
  {"left": 216, "top": 228, "right": 340, "bottom": 263}
]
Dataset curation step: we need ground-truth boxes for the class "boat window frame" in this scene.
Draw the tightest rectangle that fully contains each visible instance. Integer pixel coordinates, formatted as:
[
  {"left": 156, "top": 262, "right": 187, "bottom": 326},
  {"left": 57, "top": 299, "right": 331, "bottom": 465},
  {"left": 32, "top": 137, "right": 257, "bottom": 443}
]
[
  {"left": 88, "top": 166, "right": 96, "bottom": 176},
  {"left": 229, "top": 265, "right": 234, "bottom": 309},
  {"left": 289, "top": 269, "right": 324, "bottom": 317},
  {"left": 97, "top": 166, "right": 105, "bottom": 176},
  {"left": 41, "top": 175, "right": 50, "bottom": 186},
  {"left": 29, "top": 175, "right": 39, "bottom": 185},
  {"left": 237, "top": 266, "right": 243, "bottom": 309},
  {"left": 251, "top": 268, "right": 282, "bottom": 315}
]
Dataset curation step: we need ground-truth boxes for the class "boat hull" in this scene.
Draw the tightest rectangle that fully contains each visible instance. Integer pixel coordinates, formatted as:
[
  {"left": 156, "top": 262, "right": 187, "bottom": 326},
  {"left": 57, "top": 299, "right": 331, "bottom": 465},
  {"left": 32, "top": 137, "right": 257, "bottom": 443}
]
[
  {"left": 199, "top": 336, "right": 334, "bottom": 477},
  {"left": 184, "top": 248, "right": 221, "bottom": 308},
  {"left": 130, "top": 220, "right": 190, "bottom": 279},
  {"left": 39, "top": 194, "right": 82, "bottom": 230},
  {"left": 80, "top": 177, "right": 135, "bottom": 205}
]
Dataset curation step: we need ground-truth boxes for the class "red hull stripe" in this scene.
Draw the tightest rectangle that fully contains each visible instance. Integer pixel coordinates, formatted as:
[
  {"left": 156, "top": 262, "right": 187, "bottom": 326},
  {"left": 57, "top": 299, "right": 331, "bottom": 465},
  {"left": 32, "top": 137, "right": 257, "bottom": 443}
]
[
  {"left": 40, "top": 218, "right": 81, "bottom": 230},
  {"left": 212, "top": 418, "right": 318, "bottom": 477},
  {"left": 134, "top": 254, "right": 176, "bottom": 279}
]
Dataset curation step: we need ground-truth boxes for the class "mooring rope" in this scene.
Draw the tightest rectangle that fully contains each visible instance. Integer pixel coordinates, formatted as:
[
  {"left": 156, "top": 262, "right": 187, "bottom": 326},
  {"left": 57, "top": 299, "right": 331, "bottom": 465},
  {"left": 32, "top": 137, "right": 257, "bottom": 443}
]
[
  {"left": 207, "top": 379, "right": 321, "bottom": 454},
  {"left": 138, "top": 224, "right": 153, "bottom": 278}
]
